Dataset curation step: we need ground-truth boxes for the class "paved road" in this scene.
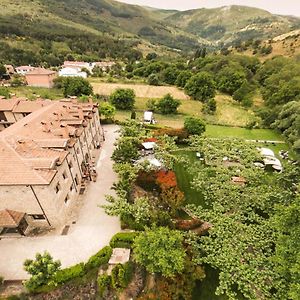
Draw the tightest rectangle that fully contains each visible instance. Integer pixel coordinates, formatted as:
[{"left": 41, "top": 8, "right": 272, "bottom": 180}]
[{"left": 0, "top": 125, "right": 121, "bottom": 280}]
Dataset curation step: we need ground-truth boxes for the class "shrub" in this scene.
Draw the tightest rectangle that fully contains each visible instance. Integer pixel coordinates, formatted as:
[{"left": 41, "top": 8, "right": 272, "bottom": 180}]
[
  {"left": 53, "top": 263, "right": 85, "bottom": 284},
  {"left": 23, "top": 252, "right": 61, "bottom": 291},
  {"left": 111, "top": 262, "right": 134, "bottom": 290},
  {"left": 110, "top": 88, "right": 135, "bottom": 110},
  {"left": 156, "top": 94, "right": 181, "bottom": 114},
  {"left": 109, "top": 232, "right": 139, "bottom": 249},
  {"left": 0, "top": 87, "right": 10, "bottom": 99},
  {"left": 99, "top": 102, "right": 116, "bottom": 120},
  {"left": 148, "top": 73, "right": 160, "bottom": 86},
  {"left": 184, "top": 117, "right": 206, "bottom": 135},
  {"left": 0, "top": 276, "right": 3, "bottom": 286},
  {"left": 57, "top": 77, "right": 93, "bottom": 97},
  {"left": 97, "top": 274, "right": 112, "bottom": 296},
  {"left": 153, "top": 128, "right": 188, "bottom": 143},
  {"left": 202, "top": 98, "right": 217, "bottom": 114},
  {"left": 84, "top": 246, "right": 112, "bottom": 271},
  {"left": 146, "top": 99, "right": 157, "bottom": 111}
]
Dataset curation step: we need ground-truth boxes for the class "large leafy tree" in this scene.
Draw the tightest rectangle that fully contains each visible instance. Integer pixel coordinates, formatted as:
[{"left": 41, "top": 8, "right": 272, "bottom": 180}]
[
  {"left": 58, "top": 77, "right": 93, "bottom": 97},
  {"left": 24, "top": 252, "right": 61, "bottom": 291},
  {"left": 133, "top": 227, "right": 186, "bottom": 277},
  {"left": 184, "top": 117, "right": 206, "bottom": 135},
  {"left": 156, "top": 94, "right": 181, "bottom": 114},
  {"left": 184, "top": 72, "right": 216, "bottom": 102},
  {"left": 110, "top": 88, "right": 135, "bottom": 110},
  {"left": 112, "top": 137, "right": 140, "bottom": 164}
]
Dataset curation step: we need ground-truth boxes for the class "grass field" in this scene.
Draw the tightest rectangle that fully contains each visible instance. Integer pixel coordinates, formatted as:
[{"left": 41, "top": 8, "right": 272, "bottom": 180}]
[
  {"left": 114, "top": 93, "right": 256, "bottom": 128},
  {"left": 10, "top": 86, "right": 63, "bottom": 100},
  {"left": 91, "top": 82, "right": 190, "bottom": 100}
]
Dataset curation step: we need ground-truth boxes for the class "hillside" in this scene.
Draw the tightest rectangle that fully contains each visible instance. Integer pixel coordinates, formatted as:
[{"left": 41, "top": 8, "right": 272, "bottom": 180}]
[
  {"left": 0, "top": 1, "right": 300, "bottom": 66},
  {"left": 166, "top": 5, "right": 300, "bottom": 45}
]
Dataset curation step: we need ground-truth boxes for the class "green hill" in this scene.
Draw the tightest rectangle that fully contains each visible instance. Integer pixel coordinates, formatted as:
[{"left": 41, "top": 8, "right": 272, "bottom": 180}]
[
  {"left": 166, "top": 5, "right": 300, "bottom": 45},
  {"left": 0, "top": 1, "right": 299, "bottom": 65}
]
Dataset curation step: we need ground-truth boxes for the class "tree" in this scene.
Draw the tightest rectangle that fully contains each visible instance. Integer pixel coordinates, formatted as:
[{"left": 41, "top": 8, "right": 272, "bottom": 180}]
[
  {"left": 161, "top": 67, "right": 180, "bottom": 85},
  {"left": 0, "top": 64, "right": 6, "bottom": 78},
  {"left": 274, "top": 197, "right": 300, "bottom": 300},
  {"left": 233, "top": 81, "right": 254, "bottom": 103},
  {"left": 148, "top": 73, "right": 160, "bottom": 86},
  {"left": 59, "top": 77, "right": 93, "bottom": 97},
  {"left": 217, "top": 67, "right": 246, "bottom": 95},
  {"left": 23, "top": 252, "right": 61, "bottom": 291},
  {"left": 156, "top": 94, "right": 181, "bottom": 114},
  {"left": 110, "top": 88, "right": 135, "bottom": 110},
  {"left": 0, "top": 87, "right": 10, "bottom": 99},
  {"left": 184, "top": 72, "right": 216, "bottom": 102},
  {"left": 99, "top": 102, "right": 116, "bottom": 120},
  {"left": 175, "top": 70, "right": 192, "bottom": 88},
  {"left": 184, "top": 117, "right": 206, "bottom": 135},
  {"left": 112, "top": 137, "right": 140, "bottom": 163},
  {"left": 133, "top": 227, "right": 186, "bottom": 277}
]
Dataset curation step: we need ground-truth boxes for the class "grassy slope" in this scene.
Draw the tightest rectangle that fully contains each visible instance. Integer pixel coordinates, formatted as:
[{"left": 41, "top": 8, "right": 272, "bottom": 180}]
[{"left": 166, "top": 5, "right": 300, "bottom": 44}]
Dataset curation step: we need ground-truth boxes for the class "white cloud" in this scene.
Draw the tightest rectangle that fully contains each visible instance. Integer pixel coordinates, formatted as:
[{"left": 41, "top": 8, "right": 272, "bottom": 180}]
[{"left": 116, "top": 0, "right": 300, "bottom": 16}]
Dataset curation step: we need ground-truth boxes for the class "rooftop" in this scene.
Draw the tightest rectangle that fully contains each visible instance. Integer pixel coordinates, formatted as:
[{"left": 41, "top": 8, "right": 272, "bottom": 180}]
[
  {"left": 26, "top": 68, "right": 56, "bottom": 76},
  {"left": 0, "top": 99, "right": 98, "bottom": 185},
  {"left": 0, "top": 209, "right": 25, "bottom": 227}
]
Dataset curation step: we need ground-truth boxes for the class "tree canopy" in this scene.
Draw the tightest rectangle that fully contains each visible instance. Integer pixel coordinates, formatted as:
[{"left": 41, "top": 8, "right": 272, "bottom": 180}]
[{"left": 110, "top": 88, "right": 135, "bottom": 110}]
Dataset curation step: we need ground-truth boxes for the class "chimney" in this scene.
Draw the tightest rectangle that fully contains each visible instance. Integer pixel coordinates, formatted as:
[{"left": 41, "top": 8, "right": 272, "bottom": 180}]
[
  {"left": 41, "top": 121, "right": 50, "bottom": 133},
  {"left": 78, "top": 108, "right": 84, "bottom": 120}
]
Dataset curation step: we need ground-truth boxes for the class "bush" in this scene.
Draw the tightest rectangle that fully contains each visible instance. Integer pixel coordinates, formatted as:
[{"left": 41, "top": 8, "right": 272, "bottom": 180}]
[
  {"left": 0, "top": 87, "right": 10, "bottom": 99},
  {"left": 99, "top": 102, "right": 116, "bottom": 120},
  {"left": 184, "top": 117, "right": 206, "bottom": 135},
  {"left": 110, "top": 88, "right": 135, "bottom": 110},
  {"left": 84, "top": 246, "right": 112, "bottom": 271},
  {"left": 154, "top": 128, "right": 188, "bottom": 143},
  {"left": 148, "top": 73, "right": 160, "bottom": 86},
  {"left": 110, "top": 232, "right": 139, "bottom": 249},
  {"left": 53, "top": 263, "right": 85, "bottom": 284},
  {"left": 202, "top": 98, "right": 217, "bottom": 114},
  {"left": 146, "top": 99, "right": 157, "bottom": 111},
  {"left": 0, "top": 276, "right": 3, "bottom": 286},
  {"left": 111, "top": 262, "right": 134, "bottom": 290},
  {"left": 156, "top": 94, "right": 181, "bottom": 114},
  {"left": 97, "top": 274, "right": 112, "bottom": 296}
]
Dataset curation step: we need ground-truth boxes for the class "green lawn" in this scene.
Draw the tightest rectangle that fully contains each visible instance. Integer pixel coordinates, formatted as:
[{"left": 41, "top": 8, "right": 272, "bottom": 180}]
[
  {"left": 205, "top": 125, "right": 284, "bottom": 141},
  {"left": 10, "top": 86, "right": 63, "bottom": 100}
]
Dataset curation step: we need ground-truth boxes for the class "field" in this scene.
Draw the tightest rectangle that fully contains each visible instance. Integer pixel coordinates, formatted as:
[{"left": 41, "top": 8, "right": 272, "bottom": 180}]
[
  {"left": 10, "top": 86, "right": 63, "bottom": 100},
  {"left": 91, "top": 81, "right": 190, "bottom": 100}
]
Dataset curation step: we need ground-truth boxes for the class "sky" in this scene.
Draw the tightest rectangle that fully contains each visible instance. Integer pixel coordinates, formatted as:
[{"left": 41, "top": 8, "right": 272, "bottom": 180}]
[{"left": 116, "top": 0, "right": 300, "bottom": 16}]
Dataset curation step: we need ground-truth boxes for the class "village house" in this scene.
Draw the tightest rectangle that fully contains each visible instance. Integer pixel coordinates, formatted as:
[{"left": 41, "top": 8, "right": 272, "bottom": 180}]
[
  {"left": 94, "top": 61, "right": 116, "bottom": 72},
  {"left": 0, "top": 99, "right": 103, "bottom": 237},
  {"left": 59, "top": 67, "right": 88, "bottom": 78},
  {"left": 15, "top": 66, "right": 35, "bottom": 76},
  {"left": 63, "top": 61, "right": 94, "bottom": 73},
  {"left": 25, "top": 68, "right": 57, "bottom": 88}
]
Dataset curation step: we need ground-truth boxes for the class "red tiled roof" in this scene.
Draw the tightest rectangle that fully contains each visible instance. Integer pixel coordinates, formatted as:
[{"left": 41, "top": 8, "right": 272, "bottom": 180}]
[
  {"left": 0, "top": 209, "right": 25, "bottom": 227},
  {"left": 26, "top": 68, "right": 56, "bottom": 75}
]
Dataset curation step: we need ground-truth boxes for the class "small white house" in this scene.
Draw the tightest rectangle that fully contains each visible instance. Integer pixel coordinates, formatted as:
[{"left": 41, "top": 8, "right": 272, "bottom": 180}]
[
  {"left": 143, "top": 111, "right": 155, "bottom": 124},
  {"left": 58, "top": 67, "right": 87, "bottom": 78},
  {"left": 15, "top": 66, "right": 35, "bottom": 75}
]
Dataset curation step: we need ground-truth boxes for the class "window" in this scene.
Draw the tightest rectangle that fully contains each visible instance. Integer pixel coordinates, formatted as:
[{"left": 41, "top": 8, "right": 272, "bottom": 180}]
[
  {"left": 68, "top": 161, "right": 73, "bottom": 169},
  {"left": 76, "top": 147, "right": 80, "bottom": 154},
  {"left": 31, "top": 214, "right": 45, "bottom": 220},
  {"left": 0, "top": 111, "right": 7, "bottom": 121},
  {"left": 64, "top": 194, "right": 70, "bottom": 204},
  {"left": 55, "top": 182, "right": 61, "bottom": 193},
  {"left": 75, "top": 175, "right": 79, "bottom": 186},
  {"left": 70, "top": 184, "right": 74, "bottom": 192},
  {"left": 62, "top": 171, "right": 68, "bottom": 180}
]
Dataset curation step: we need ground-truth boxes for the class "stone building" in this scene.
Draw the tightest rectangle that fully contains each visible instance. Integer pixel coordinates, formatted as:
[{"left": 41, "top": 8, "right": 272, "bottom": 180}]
[{"left": 0, "top": 99, "right": 103, "bottom": 236}]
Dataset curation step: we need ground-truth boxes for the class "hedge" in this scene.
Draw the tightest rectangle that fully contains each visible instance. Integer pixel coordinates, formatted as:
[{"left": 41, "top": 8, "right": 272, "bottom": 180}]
[
  {"left": 84, "top": 246, "right": 112, "bottom": 271},
  {"left": 97, "top": 274, "right": 112, "bottom": 296},
  {"left": 52, "top": 263, "right": 85, "bottom": 284},
  {"left": 109, "top": 232, "right": 139, "bottom": 249}
]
